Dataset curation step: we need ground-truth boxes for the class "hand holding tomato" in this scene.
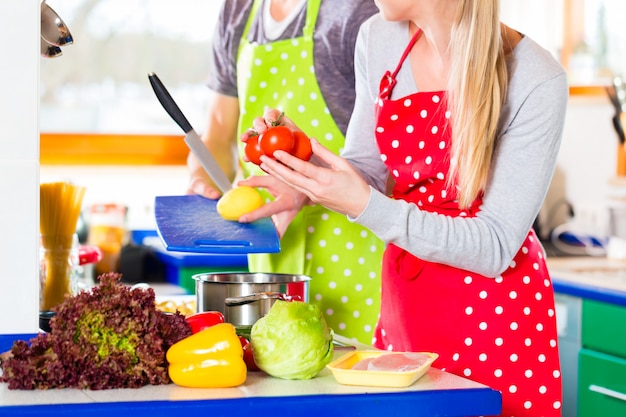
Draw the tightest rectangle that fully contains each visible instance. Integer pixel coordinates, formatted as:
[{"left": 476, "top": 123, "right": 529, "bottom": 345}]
[
  {"left": 244, "top": 134, "right": 264, "bottom": 165},
  {"left": 259, "top": 126, "right": 295, "bottom": 158},
  {"left": 244, "top": 126, "right": 312, "bottom": 165},
  {"left": 290, "top": 131, "right": 313, "bottom": 161},
  {"left": 242, "top": 112, "right": 312, "bottom": 165}
]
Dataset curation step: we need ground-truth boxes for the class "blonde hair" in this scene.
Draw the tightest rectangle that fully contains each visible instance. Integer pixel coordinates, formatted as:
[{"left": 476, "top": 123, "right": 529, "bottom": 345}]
[{"left": 446, "top": 0, "right": 507, "bottom": 209}]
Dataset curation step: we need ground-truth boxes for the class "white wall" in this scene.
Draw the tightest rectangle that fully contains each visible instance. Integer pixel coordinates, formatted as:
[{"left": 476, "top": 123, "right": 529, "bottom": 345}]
[
  {"left": 40, "top": 166, "right": 190, "bottom": 232},
  {"left": 552, "top": 96, "right": 620, "bottom": 237},
  {"left": 0, "top": 0, "right": 40, "bottom": 333},
  {"left": 500, "top": 0, "right": 563, "bottom": 59}
]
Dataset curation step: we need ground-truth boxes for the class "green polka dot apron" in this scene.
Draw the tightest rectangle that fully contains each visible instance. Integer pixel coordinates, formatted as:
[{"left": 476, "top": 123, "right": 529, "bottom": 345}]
[
  {"left": 373, "top": 30, "right": 562, "bottom": 416},
  {"left": 236, "top": 0, "right": 384, "bottom": 344}
]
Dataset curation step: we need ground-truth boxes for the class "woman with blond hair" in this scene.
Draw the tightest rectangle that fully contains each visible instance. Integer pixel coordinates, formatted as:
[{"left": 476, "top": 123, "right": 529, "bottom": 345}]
[{"left": 240, "top": 0, "right": 568, "bottom": 415}]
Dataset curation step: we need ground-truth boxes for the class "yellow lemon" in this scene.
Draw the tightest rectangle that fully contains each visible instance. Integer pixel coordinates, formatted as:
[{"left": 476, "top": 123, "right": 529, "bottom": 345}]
[{"left": 216, "top": 186, "right": 264, "bottom": 221}]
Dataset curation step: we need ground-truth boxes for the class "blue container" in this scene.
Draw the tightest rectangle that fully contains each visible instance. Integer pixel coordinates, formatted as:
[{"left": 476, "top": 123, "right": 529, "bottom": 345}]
[{"left": 132, "top": 230, "right": 248, "bottom": 294}]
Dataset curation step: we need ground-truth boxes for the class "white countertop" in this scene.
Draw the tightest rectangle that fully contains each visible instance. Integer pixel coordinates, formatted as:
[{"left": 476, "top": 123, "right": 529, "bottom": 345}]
[
  {"left": 0, "top": 344, "right": 491, "bottom": 408},
  {"left": 547, "top": 256, "right": 626, "bottom": 305}
]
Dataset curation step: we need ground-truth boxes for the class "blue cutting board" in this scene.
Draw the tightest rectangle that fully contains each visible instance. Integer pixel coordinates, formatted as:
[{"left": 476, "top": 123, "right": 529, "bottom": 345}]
[{"left": 154, "top": 195, "right": 280, "bottom": 254}]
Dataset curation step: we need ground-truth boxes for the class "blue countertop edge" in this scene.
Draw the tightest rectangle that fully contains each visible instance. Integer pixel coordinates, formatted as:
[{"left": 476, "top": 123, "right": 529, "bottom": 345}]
[
  {"left": 552, "top": 276, "right": 626, "bottom": 307},
  {"left": 0, "top": 390, "right": 502, "bottom": 417},
  {"left": 0, "top": 333, "right": 502, "bottom": 417}
]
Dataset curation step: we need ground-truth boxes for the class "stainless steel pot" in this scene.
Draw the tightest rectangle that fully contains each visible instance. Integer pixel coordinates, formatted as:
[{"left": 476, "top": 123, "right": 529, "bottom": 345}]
[{"left": 193, "top": 272, "right": 311, "bottom": 326}]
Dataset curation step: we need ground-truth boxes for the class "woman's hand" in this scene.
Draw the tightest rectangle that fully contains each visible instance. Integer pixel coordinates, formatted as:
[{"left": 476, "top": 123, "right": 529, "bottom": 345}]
[
  {"left": 259, "top": 138, "right": 371, "bottom": 219},
  {"left": 237, "top": 175, "right": 309, "bottom": 238},
  {"left": 240, "top": 109, "right": 288, "bottom": 164},
  {"left": 240, "top": 109, "right": 300, "bottom": 142}
]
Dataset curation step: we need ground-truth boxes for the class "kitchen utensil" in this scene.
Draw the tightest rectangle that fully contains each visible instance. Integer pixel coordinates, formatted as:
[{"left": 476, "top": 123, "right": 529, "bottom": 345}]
[
  {"left": 612, "top": 114, "right": 625, "bottom": 144},
  {"left": 610, "top": 76, "right": 626, "bottom": 174},
  {"left": 614, "top": 75, "right": 626, "bottom": 113},
  {"left": 148, "top": 72, "right": 232, "bottom": 193},
  {"left": 40, "top": 0, "right": 73, "bottom": 47},
  {"left": 607, "top": 81, "right": 626, "bottom": 144},
  {"left": 154, "top": 194, "right": 280, "bottom": 254},
  {"left": 224, "top": 291, "right": 301, "bottom": 306},
  {"left": 194, "top": 272, "right": 310, "bottom": 326},
  {"left": 40, "top": 37, "right": 62, "bottom": 58},
  {"left": 606, "top": 85, "right": 621, "bottom": 113}
]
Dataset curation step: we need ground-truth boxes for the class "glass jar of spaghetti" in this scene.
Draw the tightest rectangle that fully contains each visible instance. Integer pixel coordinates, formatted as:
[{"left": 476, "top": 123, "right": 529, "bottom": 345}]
[
  {"left": 39, "top": 181, "right": 85, "bottom": 312},
  {"left": 39, "top": 233, "right": 79, "bottom": 311}
]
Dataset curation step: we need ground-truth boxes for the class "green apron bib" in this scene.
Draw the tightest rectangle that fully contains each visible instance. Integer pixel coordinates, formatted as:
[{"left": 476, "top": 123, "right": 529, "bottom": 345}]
[{"left": 236, "top": 0, "right": 384, "bottom": 343}]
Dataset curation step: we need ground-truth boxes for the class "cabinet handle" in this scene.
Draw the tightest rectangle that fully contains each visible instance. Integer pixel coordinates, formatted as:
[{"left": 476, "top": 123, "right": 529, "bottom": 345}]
[{"left": 589, "top": 384, "right": 626, "bottom": 402}]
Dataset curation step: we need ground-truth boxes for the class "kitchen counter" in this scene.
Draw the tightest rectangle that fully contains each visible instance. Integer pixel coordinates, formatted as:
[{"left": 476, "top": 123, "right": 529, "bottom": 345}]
[
  {"left": 0, "top": 334, "right": 502, "bottom": 417},
  {"left": 547, "top": 256, "right": 626, "bottom": 417},
  {"left": 547, "top": 257, "right": 626, "bottom": 306}
]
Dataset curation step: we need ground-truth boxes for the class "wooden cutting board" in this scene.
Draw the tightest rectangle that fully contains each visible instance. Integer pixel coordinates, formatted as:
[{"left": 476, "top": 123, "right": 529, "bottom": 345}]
[{"left": 154, "top": 195, "right": 280, "bottom": 254}]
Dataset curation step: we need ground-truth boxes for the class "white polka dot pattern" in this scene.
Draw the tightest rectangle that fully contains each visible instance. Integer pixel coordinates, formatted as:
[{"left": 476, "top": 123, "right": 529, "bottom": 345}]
[{"left": 371, "top": 74, "right": 562, "bottom": 415}]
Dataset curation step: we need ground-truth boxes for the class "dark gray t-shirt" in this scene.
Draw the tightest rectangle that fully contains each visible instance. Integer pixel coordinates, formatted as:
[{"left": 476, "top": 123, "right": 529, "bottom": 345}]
[{"left": 206, "top": 0, "right": 379, "bottom": 135}]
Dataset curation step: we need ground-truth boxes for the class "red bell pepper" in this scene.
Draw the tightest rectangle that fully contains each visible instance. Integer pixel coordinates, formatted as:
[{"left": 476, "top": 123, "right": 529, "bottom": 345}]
[{"left": 185, "top": 311, "right": 225, "bottom": 334}]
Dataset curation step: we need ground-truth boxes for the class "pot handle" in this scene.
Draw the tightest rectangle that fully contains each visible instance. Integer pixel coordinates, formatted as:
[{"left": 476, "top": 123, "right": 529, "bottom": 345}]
[{"left": 225, "top": 292, "right": 287, "bottom": 306}]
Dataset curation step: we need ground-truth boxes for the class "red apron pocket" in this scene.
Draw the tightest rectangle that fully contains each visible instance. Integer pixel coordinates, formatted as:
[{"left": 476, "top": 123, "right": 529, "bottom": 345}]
[{"left": 384, "top": 244, "right": 425, "bottom": 281}]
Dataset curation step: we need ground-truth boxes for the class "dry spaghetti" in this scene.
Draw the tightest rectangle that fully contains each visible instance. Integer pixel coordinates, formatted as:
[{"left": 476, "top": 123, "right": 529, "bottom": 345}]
[{"left": 40, "top": 182, "right": 86, "bottom": 311}]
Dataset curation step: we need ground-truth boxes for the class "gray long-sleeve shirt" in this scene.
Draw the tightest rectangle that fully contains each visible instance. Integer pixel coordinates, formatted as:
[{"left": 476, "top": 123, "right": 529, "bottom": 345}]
[{"left": 343, "top": 15, "right": 569, "bottom": 277}]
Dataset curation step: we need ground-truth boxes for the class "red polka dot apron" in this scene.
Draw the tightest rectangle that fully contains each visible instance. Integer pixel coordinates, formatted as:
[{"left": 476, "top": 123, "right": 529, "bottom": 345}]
[{"left": 372, "top": 30, "right": 562, "bottom": 417}]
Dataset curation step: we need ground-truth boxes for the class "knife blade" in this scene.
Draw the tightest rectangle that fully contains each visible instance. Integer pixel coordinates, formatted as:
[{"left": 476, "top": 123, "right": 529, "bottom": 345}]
[{"left": 148, "top": 72, "right": 233, "bottom": 193}]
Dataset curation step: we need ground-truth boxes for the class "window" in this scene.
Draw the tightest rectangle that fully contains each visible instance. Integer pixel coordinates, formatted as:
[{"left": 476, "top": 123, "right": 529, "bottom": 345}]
[
  {"left": 562, "top": 0, "right": 626, "bottom": 86},
  {"left": 41, "top": 0, "right": 224, "bottom": 134}
]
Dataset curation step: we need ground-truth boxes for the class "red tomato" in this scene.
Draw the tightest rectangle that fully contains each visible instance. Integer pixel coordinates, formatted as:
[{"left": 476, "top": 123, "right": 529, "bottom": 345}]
[
  {"left": 244, "top": 135, "right": 264, "bottom": 165},
  {"left": 185, "top": 311, "right": 225, "bottom": 334},
  {"left": 290, "top": 131, "right": 313, "bottom": 161},
  {"left": 238, "top": 336, "right": 261, "bottom": 372},
  {"left": 259, "top": 126, "right": 295, "bottom": 158}
]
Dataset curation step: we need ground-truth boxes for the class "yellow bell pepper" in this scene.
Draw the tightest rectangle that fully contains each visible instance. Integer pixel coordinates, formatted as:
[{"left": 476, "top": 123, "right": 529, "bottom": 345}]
[{"left": 166, "top": 322, "right": 247, "bottom": 388}]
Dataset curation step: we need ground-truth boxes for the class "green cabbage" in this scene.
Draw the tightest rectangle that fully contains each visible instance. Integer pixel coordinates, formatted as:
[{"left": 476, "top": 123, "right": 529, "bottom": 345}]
[{"left": 251, "top": 300, "right": 333, "bottom": 380}]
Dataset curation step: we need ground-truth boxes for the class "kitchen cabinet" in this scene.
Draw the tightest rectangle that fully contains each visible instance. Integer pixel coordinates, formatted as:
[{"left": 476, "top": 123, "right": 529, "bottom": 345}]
[
  {"left": 578, "top": 299, "right": 626, "bottom": 416},
  {"left": 548, "top": 257, "right": 626, "bottom": 417},
  {"left": 555, "top": 293, "right": 582, "bottom": 417}
]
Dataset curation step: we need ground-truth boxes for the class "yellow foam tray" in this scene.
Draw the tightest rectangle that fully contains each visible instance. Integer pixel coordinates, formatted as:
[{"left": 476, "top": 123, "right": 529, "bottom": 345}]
[{"left": 326, "top": 350, "right": 438, "bottom": 388}]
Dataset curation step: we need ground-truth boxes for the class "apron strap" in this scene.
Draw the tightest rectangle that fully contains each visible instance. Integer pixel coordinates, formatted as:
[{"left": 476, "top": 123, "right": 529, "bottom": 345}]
[
  {"left": 302, "top": 0, "right": 321, "bottom": 39},
  {"left": 390, "top": 28, "right": 422, "bottom": 80}
]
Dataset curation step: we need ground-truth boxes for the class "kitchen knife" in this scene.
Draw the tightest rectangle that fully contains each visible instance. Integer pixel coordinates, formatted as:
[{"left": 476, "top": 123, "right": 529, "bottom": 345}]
[
  {"left": 613, "top": 114, "right": 625, "bottom": 144},
  {"left": 148, "top": 72, "right": 232, "bottom": 193}
]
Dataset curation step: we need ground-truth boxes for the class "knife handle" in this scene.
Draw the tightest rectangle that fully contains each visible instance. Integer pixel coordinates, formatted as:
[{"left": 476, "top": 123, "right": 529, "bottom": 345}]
[{"left": 148, "top": 72, "right": 193, "bottom": 133}]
